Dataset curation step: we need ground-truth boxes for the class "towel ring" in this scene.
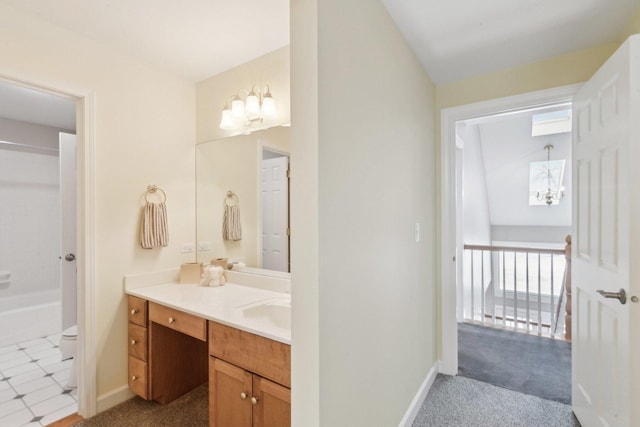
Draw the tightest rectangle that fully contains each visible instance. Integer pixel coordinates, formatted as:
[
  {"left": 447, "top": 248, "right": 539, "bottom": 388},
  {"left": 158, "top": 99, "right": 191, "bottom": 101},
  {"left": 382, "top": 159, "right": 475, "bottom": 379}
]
[
  {"left": 145, "top": 185, "right": 167, "bottom": 203},
  {"left": 225, "top": 191, "right": 239, "bottom": 206}
]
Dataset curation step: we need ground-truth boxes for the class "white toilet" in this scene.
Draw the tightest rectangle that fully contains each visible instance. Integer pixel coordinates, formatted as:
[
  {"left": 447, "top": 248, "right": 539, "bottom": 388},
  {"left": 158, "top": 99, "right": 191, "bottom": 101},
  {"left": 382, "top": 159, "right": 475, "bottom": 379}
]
[{"left": 59, "top": 325, "right": 78, "bottom": 388}]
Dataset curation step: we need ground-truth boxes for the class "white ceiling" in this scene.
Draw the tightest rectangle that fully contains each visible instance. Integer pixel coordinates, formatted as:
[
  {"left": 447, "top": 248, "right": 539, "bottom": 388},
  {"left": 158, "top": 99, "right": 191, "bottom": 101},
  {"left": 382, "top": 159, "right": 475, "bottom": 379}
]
[
  {"left": 0, "top": 0, "right": 290, "bottom": 82},
  {"left": 461, "top": 108, "right": 572, "bottom": 228},
  {"left": 0, "top": 81, "right": 76, "bottom": 130},
  {"left": 2, "top": 0, "right": 639, "bottom": 128},
  {"left": 382, "top": 0, "right": 640, "bottom": 84}
]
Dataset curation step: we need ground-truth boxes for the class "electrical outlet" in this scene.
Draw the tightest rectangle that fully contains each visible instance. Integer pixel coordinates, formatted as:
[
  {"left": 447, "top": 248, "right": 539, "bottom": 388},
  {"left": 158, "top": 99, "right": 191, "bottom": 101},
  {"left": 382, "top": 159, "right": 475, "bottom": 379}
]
[
  {"left": 198, "top": 241, "right": 212, "bottom": 251},
  {"left": 181, "top": 242, "right": 195, "bottom": 253}
]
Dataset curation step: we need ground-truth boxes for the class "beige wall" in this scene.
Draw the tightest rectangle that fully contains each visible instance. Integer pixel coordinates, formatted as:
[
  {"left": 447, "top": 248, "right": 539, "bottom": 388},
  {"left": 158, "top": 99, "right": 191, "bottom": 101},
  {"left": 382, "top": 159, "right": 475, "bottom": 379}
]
[
  {"left": 621, "top": 4, "right": 640, "bottom": 41},
  {"left": 293, "top": 0, "right": 437, "bottom": 425},
  {"left": 195, "top": 126, "right": 290, "bottom": 267},
  {"left": 436, "top": 43, "right": 618, "bottom": 110},
  {"left": 196, "top": 46, "right": 290, "bottom": 143},
  {"left": 0, "top": 3, "right": 196, "bottom": 401}
]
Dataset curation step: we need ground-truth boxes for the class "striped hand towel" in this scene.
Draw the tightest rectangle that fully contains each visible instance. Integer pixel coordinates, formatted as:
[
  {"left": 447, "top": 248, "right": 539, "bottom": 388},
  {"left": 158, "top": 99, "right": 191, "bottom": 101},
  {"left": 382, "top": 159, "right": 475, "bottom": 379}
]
[
  {"left": 222, "top": 204, "right": 242, "bottom": 241},
  {"left": 140, "top": 202, "right": 169, "bottom": 249}
]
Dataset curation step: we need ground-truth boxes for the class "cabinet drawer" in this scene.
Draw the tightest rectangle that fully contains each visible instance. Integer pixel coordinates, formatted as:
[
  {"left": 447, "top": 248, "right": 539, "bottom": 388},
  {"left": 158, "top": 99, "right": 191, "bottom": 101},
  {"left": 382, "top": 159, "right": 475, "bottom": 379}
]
[
  {"left": 128, "top": 323, "right": 148, "bottom": 361},
  {"left": 128, "top": 296, "right": 148, "bottom": 327},
  {"left": 149, "top": 302, "right": 207, "bottom": 341},
  {"left": 128, "top": 355, "right": 148, "bottom": 399},
  {"left": 209, "top": 321, "right": 291, "bottom": 387}
]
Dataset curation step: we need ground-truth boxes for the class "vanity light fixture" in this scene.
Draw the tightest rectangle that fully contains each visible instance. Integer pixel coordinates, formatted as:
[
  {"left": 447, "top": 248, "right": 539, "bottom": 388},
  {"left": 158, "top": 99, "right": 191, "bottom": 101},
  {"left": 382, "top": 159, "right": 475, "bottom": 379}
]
[{"left": 219, "top": 85, "right": 276, "bottom": 130}]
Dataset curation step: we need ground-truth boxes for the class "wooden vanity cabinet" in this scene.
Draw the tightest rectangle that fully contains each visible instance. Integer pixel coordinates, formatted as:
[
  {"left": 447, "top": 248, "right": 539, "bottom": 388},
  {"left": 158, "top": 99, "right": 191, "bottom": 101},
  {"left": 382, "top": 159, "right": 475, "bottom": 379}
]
[
  {"left": 208, "top": 321, "right": 291, "bottom": 427},
  {"left": 127, "top": 296, "right": 149, "bottom": 399}
]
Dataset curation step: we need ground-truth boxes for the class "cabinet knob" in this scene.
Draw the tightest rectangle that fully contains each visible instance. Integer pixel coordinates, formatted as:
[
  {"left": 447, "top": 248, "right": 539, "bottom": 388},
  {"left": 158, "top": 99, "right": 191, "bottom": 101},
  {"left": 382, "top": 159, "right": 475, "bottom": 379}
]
[
  {"left": 131, "top": 339, "right": 137, "bottom": 346},
  {"left": 131, "top": 376, "right": 137, "bottom": 382},
  {"left": 130, "top": 309, "right": 137, "bottom": 316},
  {"left": 251, "top": 397, "right": 258, "bottom": 405},
  {"left": 168, "top": 317, "right": 175, "bottom": 324},
  {"left": 240, "top": 392, "right": 247, "bottom": 400}
]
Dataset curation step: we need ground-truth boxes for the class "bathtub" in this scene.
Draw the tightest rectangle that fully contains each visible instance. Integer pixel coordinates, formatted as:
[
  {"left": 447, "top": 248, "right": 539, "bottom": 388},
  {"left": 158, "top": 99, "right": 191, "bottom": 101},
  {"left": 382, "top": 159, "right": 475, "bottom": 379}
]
[{"left": 0, "top": 290, "right": 61, "bottom": 348}]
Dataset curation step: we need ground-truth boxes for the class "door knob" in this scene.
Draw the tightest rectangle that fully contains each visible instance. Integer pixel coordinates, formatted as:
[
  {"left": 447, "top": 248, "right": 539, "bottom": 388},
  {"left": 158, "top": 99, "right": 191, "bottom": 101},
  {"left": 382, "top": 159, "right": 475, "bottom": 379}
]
[
  {"left": 596, "top": 288, "right": 626, "bottom": 304},
  {"left": 64, "top": 253, "right": 76, "bottom": 262}
]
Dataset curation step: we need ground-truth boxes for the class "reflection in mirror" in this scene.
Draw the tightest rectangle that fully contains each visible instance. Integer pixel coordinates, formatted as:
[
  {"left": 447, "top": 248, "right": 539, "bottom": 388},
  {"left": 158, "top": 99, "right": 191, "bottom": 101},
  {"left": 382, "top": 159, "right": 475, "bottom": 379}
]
[{"left": 196, "top": 126, "right": 290, "bottom": 275}]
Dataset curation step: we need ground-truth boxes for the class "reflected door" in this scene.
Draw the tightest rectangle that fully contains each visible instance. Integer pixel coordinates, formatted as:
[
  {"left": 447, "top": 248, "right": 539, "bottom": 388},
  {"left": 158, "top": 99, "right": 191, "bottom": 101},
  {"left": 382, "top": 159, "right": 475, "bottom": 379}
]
[{"left": 261, "top": 155, "right": 289, "bottom": 272}]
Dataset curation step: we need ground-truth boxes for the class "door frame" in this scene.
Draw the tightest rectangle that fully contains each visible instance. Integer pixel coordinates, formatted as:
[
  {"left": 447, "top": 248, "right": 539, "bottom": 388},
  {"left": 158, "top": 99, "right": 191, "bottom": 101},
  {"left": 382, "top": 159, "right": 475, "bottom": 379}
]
[
  {"left": 0, "top": 74, "right": 97, "bottom": 416},
  {"left": 439, "top": 84, "right": 581, "bottom": 375}
]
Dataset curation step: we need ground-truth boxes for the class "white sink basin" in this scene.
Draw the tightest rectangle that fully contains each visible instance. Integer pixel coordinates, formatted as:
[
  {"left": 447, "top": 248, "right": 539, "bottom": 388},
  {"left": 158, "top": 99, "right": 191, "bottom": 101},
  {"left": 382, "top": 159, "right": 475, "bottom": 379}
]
[{"left": 240, "top": 297, "right": 291, "bottom": 330}]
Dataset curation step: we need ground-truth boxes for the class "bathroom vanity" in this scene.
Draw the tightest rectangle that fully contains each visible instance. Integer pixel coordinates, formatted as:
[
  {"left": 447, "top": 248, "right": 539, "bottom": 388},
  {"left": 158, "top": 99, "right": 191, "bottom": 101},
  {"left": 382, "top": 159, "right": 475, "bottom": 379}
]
[{"left": 125, "top": 270, "right": 291, "bottom": 427}]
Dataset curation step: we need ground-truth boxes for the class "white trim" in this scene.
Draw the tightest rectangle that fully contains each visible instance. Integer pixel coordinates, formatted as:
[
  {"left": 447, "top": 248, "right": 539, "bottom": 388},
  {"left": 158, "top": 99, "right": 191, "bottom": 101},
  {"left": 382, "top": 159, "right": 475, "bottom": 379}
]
[
  {"left": 398, "top": 362, "right": 439, "bottom": 427},
  {"left": 439, "top": 84, "right": 581, "bottom": 376},
  {"left": 97, "top": 385, "right": 134, "bottom": 413},
  {"left": 77, "top": 92, "right": 97, "bottom": 417},
  {"left": 0, "top": 74, "right": 98, "bottom": 417}
]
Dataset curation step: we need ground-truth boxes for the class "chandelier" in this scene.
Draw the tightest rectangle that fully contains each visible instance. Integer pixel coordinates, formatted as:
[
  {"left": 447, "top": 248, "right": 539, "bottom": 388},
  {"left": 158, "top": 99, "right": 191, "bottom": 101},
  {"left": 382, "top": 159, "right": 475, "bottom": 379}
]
[{"left": 536, "top": 144, "right": 565, "bottom": 206}]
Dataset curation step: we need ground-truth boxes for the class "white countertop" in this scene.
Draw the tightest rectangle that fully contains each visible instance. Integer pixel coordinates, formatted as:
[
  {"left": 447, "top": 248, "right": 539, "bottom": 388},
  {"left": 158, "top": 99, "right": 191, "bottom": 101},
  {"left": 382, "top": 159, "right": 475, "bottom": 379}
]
[{"left": 126, "top": 281, "right": 291, "bottom": 345}]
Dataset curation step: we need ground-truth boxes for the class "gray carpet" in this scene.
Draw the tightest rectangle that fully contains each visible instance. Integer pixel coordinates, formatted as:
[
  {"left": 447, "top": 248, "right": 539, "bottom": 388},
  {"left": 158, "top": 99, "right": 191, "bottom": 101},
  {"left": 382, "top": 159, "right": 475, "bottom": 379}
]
[
  {"left": 73, "top": 384, "right": 208, "bottom": 426},
  {"left": 412, "top": 374, "right": 580, "bottom": 427},
  {"left": 458, "top": 322, "right": 571, "bottom": 404}
]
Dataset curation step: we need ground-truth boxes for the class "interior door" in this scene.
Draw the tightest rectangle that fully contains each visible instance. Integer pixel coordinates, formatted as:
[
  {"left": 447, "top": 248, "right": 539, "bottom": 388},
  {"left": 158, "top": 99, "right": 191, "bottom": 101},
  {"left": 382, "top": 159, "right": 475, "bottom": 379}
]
[
  {"left": 261, "top": 155, "right": 289, "bottom": 272},
  {"left": 59, "top": 132, "right": 76, "bottom": 330},
  {"left": 572, "top": 35, "right": 639, "bottom": 426}
]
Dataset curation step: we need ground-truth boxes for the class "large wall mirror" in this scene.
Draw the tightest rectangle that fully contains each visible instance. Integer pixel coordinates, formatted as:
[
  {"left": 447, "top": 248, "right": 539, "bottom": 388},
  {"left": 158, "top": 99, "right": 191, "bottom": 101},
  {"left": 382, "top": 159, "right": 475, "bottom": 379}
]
[{"left": 196, "top": 126, "right": 290, "bottom": 275}]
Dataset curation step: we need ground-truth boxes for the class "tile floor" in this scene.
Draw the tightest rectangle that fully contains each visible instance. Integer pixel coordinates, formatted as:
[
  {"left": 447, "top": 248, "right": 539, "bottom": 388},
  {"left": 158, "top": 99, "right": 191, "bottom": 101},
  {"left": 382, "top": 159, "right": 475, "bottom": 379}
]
[{"left": 0, "top": 334, "right": 77, "bottom": 427}]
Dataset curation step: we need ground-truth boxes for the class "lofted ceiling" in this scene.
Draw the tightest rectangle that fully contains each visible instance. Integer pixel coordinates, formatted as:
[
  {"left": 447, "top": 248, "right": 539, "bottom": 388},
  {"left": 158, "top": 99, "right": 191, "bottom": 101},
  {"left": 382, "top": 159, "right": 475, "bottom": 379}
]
[
  {"left": 0, "top": 0, "right": 290, "bottom": 83},
  {"left": 381, "top": 0, "right": 640, "bottom": 84},
  {"left": 1, "top": 0, "right": 639, "bottom": 128},
  {"left": 460, "top": 106, "right": 572, "bottom": 229}
]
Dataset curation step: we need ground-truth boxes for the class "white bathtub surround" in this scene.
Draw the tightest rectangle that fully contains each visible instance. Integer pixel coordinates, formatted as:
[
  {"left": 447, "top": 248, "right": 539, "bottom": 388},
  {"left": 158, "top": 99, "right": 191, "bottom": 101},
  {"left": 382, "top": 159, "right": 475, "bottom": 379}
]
[
  {"left": 0, "top": 334, "right": 77, "bottom": 426},
  {"left": 0, "top": 291, "right": 61, "bottom": 348},
  {"left": 0, "top": 149, "right": 60, "bottom": 299}
]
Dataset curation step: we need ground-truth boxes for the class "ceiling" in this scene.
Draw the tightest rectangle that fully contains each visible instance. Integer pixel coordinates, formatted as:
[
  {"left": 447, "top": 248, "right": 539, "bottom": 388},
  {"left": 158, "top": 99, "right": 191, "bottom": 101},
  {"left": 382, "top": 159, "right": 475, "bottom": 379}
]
[
  {"left": 382, "top": 0, "right": 640, "bottom": 84},
  {"left": 1, "top": 0, "right": 638, "bottom": 129},
  {"left": 0, "top": 81, "right": 76, "bottom": 130},
  {"left": 0, "top": 0, "right": 290, "bottom": 83},
  {"left": 461, "top": 107, "right": 572, "bottom": 228}
]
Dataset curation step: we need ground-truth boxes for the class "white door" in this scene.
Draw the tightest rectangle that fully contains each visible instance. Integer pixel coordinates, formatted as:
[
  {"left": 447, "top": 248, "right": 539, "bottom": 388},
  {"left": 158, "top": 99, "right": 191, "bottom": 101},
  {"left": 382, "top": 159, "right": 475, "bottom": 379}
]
[
  {"left": 59, "top": 132, "right": 76, "bottom": 330},
  {"left": 572, "top": 35, "right": 640, "bottom": 426},
  {"left": 261, "top": 155, "right": 289, "bottom": 272}
]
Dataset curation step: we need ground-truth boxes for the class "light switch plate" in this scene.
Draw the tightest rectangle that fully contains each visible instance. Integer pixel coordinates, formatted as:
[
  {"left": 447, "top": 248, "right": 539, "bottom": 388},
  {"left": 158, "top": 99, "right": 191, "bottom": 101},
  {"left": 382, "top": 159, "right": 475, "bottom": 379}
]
[
  {"left": 181, "top": 242, "right": 195, "bottom": 253},
  {"left": 198, "top": 241, "right": 211, "bottom": 251},
  {"left": 414, "top": 222, "right": 421, "bottom": 243}
]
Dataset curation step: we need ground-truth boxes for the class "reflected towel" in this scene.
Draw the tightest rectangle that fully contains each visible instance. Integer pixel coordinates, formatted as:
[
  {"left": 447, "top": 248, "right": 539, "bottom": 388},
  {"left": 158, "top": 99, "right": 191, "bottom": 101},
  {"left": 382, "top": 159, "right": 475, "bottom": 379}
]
[
  {"left": 223, "top": 205, "right": 242, "bottom": 241},
  {"left": 140, "top": 202, "right": 169, "bottom": 249}
]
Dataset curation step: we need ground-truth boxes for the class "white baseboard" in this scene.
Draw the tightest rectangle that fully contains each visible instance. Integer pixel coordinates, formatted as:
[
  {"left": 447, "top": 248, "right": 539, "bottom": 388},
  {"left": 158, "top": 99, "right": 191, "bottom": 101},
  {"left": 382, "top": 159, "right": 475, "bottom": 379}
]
[
  {"left": 97, "top": 385, "right": 134, "bottom": 413},
  {"left": 398, "top": 361, "right": 440, "bottom": 427}
]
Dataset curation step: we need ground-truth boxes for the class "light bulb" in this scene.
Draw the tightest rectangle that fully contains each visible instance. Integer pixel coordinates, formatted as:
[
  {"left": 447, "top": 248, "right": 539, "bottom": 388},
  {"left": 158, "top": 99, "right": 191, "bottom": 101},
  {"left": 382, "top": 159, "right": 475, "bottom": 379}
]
[
  {"left": 219, "top": 107, "right": 236, "bottom": 130},
  {"left": 245, "top": 90, "right": 260, "bottom": 116},
  {"left": 231, "top": 95, "right": 245, "bottom": 118},
  {"left": 261, "top": 92, "right": 276, "bottom": 118}
]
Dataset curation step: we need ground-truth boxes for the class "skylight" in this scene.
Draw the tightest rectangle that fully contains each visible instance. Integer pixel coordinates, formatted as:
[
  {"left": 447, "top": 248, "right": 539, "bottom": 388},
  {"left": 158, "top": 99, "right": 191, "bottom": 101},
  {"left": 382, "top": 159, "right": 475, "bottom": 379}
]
[{"left": 532, "top": 109, "right": 572, "bottom": 136}]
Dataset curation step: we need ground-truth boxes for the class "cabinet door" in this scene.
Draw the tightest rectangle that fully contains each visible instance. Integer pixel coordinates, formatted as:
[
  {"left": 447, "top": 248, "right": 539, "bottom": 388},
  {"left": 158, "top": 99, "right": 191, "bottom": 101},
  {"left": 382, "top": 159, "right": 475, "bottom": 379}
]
[
  {"left": 253, "top": 375, "right": 291, "bottom": 427},
  {"left": 210, "top": 357, "right": 252, "bottom": 427}
]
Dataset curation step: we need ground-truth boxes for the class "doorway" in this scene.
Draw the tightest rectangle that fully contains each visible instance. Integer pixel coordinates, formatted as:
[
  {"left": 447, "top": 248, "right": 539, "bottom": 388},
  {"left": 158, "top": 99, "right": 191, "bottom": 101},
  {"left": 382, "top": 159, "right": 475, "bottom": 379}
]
[
  {"left": 439, "top": 84, "right": 581, "bottom": 376},
  {"left": 0, "top": 76, "right": 96, "bottom": 420}
]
